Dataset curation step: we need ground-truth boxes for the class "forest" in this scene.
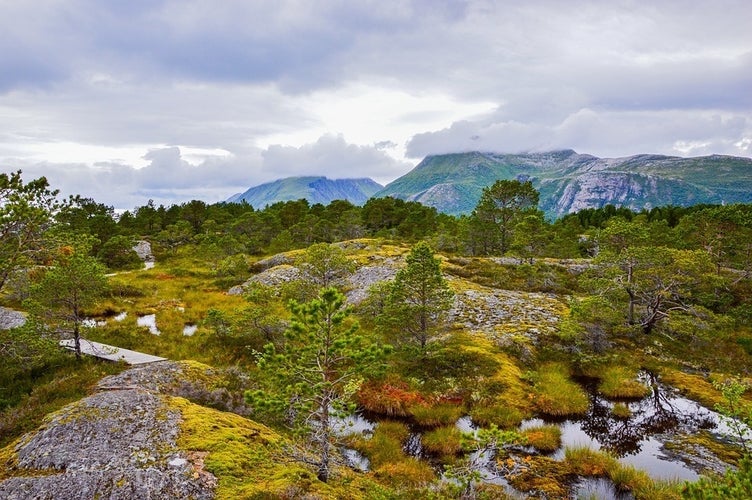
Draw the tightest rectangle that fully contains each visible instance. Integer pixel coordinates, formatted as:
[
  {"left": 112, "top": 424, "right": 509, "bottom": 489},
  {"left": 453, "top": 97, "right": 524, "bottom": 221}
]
[{"left": 2, "top": 169, "right": 752, "bottom": 499}]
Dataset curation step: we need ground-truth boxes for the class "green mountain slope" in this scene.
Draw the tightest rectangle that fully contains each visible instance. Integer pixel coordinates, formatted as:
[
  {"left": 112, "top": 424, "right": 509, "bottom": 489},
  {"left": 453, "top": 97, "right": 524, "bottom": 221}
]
[
  {"left": 375, "top": 150, "right": 752, "bottom": 217},
  {"left": 228, "top": 176, "right": 383, "bottom": 208}
]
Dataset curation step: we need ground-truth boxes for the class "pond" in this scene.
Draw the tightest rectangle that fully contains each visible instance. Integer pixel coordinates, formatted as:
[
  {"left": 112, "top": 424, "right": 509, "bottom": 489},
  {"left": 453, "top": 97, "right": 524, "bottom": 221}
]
[
  {"left": 136, "top": 314, "right": 161, "bottom": 335},
  {"left": 340, "top": 371, "right": 742, "bottom": 497}
]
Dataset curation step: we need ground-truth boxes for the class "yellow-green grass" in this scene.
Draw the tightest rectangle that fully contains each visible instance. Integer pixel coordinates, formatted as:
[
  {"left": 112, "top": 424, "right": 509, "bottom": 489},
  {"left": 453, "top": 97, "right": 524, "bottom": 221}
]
[
  {"left": 348, "top": 420, "right": 436, "bottom": 489},
  {"left": 533, "top": 363, "right": 589, "bottom": 417},
  {"left": 522, "top": 424, "right": 562, "bottom": 453},
  {"left": 456, "top": 333, "right": 534, "bottom": 427},
  {"left": 564, "top": 446, "right": 682, "bottom": 499},
  {"left": 409, "top": 402, "right": 464, "bottom": 428},
  {"left": 598, "top": 366, "right": 651, "bottom": 399},
  {"left": 421, "top": 426, "right": 463, "bottom": 457},
  {"left": 469, "top": 404, "right": 524, "bottom": 429},
  {"left": 612, "top": 402, "right": 632, "bottom": 418}
]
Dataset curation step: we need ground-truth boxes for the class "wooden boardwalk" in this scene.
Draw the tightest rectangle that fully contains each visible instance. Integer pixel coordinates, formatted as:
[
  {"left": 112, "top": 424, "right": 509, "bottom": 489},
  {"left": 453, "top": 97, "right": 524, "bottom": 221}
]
[{"left": 59, "top": 339, "right": 167, "bottom": 365}]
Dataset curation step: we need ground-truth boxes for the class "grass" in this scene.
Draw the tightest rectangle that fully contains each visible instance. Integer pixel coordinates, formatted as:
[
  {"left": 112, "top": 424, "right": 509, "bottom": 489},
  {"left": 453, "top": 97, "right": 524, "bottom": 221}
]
[
  {"left": 598, "top": 365, "right": 651, "bottom": 399},
  {"left": 522, "top": 424, "right": 562, "bottom": 453},
  {"left": 564, "top": 446, "right": 682, "bottom": 499},
  {"left": 348, "top": 420, "right": 436, "bottom": 489},
  {"left": 421, "top": 426, "right": 463, "bottom": 457},
  {"left": 0, "top": 357, "right": 126, "bottom": 449},
  {"left": 532, "top": 363, "right": 590, "bottom": 417},
  {"left": 409, "top": 402, "right": 464, "bottom": 428},
  {"left": 612, "top": 402, "right": 632, "bottom": 418}
]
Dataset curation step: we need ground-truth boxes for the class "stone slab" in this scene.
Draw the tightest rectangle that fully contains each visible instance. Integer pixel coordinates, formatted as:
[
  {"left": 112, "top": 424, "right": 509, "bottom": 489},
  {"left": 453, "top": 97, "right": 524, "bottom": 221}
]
[{"left": 59, "top": 338, "right": 167, "bottom": 365}]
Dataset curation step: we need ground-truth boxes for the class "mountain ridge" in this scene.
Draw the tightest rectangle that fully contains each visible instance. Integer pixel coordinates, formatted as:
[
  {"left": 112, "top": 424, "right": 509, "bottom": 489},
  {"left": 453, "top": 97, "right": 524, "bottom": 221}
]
[
  {"left": 228, "top": 176, "right": 383, "bottom": 208},
  {"left": 374, "top": 150, "right": 752, "bottom": 217}
]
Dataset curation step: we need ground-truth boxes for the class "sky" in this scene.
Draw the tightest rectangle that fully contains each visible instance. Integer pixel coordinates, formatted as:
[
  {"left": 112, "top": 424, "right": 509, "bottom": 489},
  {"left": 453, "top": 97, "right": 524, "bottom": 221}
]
[{"left": 1, "top": 0, "right": 750, "bottom": 210}]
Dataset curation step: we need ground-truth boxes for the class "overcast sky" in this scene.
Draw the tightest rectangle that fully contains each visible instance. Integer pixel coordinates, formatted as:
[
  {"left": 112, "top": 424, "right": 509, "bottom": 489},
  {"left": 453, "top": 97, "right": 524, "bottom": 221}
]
[{"left": 1, "top": 0, "right": 750, "bottom": 210}]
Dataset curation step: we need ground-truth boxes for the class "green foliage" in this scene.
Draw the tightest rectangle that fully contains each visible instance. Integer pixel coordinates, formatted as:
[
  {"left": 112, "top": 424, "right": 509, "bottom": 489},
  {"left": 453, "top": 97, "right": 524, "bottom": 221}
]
[
  {"left": 713, "top": 378, "right": 752, "bottom": 452},
  {"left": 297, "top": 242, "right": 356, "bottom": 290},
  {"left": 591, "top": 245, "right": 717, "bottom": 334},
  {"left": 24, "top": 243, "right": 109, "bottom": 358},
  {"left": 97, "top": 235, "right": 142, "bottom": 270},
  {"left": 379, "top": 242, "right": 454, "bottom": 350},
  {"left": 683, "top": 455, "right": 752, "bottom": 499},
  {"left": 246, "top": 287, "right": 390, "bottom": 482},
  {"left": 470, "top": 179, "right": 540, "bottom": 255},
  {"left": 0, "top": 170, "right": 61, "bottom": 294}
]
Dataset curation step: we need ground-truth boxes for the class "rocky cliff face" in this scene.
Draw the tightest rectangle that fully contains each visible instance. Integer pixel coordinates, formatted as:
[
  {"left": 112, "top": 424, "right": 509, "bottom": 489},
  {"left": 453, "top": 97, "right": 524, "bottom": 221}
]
[{"left": 375, "top": 150, "right": 752, "bottom": 218}]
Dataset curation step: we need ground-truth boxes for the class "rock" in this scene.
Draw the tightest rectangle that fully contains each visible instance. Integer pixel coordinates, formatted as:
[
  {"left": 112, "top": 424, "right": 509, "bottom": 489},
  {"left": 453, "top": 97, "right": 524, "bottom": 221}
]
[
  {"left": 132, "top": 240, "right": 154, "bottom": 262},
  {"left": 0, "top": 306, "right": 26, "bottom": 330},
  {"left": 0, "top": 387, "right": 214, "bottom": 500}
]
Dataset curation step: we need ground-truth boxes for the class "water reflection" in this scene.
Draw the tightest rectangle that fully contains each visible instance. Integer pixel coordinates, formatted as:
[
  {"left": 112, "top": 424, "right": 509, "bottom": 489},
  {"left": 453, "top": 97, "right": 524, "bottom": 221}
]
[{"left": 137, "top": 314, "right": 160, "bottom": 335}]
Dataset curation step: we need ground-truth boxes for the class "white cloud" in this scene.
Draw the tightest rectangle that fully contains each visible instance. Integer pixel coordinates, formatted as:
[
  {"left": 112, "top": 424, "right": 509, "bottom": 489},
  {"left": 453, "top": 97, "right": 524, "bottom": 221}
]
[{"left": 0, "top": 0, "right": 750, "bottom": 209}]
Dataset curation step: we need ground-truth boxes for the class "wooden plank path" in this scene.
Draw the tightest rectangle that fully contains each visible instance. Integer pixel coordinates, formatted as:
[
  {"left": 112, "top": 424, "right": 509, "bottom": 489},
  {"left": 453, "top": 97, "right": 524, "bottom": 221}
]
[{"left": 59, "top": 339, "right": 167, "bottom": 365}]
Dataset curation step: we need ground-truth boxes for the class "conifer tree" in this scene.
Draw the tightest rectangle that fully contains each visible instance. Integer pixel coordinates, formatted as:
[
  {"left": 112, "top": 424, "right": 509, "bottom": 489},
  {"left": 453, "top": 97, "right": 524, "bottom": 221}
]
[{"left": 382, "top": 242, "right": 454, "bottom": 350}]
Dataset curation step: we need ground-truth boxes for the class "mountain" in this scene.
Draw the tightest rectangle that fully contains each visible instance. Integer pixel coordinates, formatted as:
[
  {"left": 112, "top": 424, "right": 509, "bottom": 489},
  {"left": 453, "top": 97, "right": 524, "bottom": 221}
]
[
  {"left": 228, "top": 176, "right": 383, "bottom": 207},
  {"left": 374, "top": 150, "right": 752, "bottom": 218}
]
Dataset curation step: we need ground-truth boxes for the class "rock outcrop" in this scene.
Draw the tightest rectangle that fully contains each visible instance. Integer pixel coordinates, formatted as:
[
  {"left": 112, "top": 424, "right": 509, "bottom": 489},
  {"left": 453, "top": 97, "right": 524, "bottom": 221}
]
[{"left": 0, "top": 307, "right": 26, "bottom": 330}]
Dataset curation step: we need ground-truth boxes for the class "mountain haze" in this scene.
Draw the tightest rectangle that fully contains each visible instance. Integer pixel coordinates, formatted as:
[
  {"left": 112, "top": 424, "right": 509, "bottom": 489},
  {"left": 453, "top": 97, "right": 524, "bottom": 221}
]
[
  {"left": 375, "top": 150, "right": 752, "bottom": 218},
  {"left": 228, "top": 176, "right": 383, "bottom": 208}
]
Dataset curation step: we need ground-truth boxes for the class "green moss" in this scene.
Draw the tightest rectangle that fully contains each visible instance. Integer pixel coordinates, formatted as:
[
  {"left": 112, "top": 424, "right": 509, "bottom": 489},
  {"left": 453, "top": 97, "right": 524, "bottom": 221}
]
[{"left": 171, "top": 396, "right": 384, "bottom": 499}]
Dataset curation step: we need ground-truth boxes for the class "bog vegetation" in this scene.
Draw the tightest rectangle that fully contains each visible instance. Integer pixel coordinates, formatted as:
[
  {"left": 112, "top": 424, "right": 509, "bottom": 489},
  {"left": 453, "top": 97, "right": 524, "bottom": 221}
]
[{"left": 2, "top": 170, "right": 752, "bottom": 498}]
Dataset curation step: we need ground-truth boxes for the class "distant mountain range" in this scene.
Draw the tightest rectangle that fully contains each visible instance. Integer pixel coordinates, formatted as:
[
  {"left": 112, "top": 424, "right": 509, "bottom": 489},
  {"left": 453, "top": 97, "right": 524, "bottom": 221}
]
[
  {"left": 229, "top": 150, "right": 752, "bottom": 218},
  {"left": 228, "top": 176, "right": 383, "bottom": 207}
]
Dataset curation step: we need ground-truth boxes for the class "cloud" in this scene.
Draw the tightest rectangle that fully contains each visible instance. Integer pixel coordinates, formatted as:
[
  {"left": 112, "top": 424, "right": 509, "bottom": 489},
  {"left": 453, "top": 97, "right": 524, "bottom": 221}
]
[
  {"left": 262, "top": 134, "right": 412, "bottom": 184},
  {"left": 3, "top": 135, "right": 411, "bottom": 210},
  {"left": 1, "top": 0, "right": 751, "bottom": 211},
  {"left": 406, "top": 108, "right": 752, "bottom": 158}
]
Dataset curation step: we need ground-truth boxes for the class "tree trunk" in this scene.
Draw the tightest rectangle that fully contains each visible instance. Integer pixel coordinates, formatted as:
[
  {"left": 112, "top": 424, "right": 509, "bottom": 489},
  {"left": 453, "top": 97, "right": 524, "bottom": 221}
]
[
  {"left": 73, "top": 321, "right": 82, "bottom": 359},
  {"left": 317, "top": 399, "right": 331, "bottom": 483}
]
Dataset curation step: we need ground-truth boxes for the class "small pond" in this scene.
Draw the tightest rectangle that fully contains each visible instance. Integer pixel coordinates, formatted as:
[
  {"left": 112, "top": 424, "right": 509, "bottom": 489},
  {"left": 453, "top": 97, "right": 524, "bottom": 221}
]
[
  {"left": 137, "top": 314, "right": 161, "bottom": 335},
  {"left": 339, "top": 371, "right": 742, "bottom": 497}
]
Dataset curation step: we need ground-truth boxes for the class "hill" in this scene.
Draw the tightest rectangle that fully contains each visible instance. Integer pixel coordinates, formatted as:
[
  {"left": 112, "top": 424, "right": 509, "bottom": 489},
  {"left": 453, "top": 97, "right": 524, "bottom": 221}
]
[
  {"left": 374, "top": 150, "right": 752, "bottom": 217},
  {"left": 228, "top": 176, "right": 383, "bottom": 207}
]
